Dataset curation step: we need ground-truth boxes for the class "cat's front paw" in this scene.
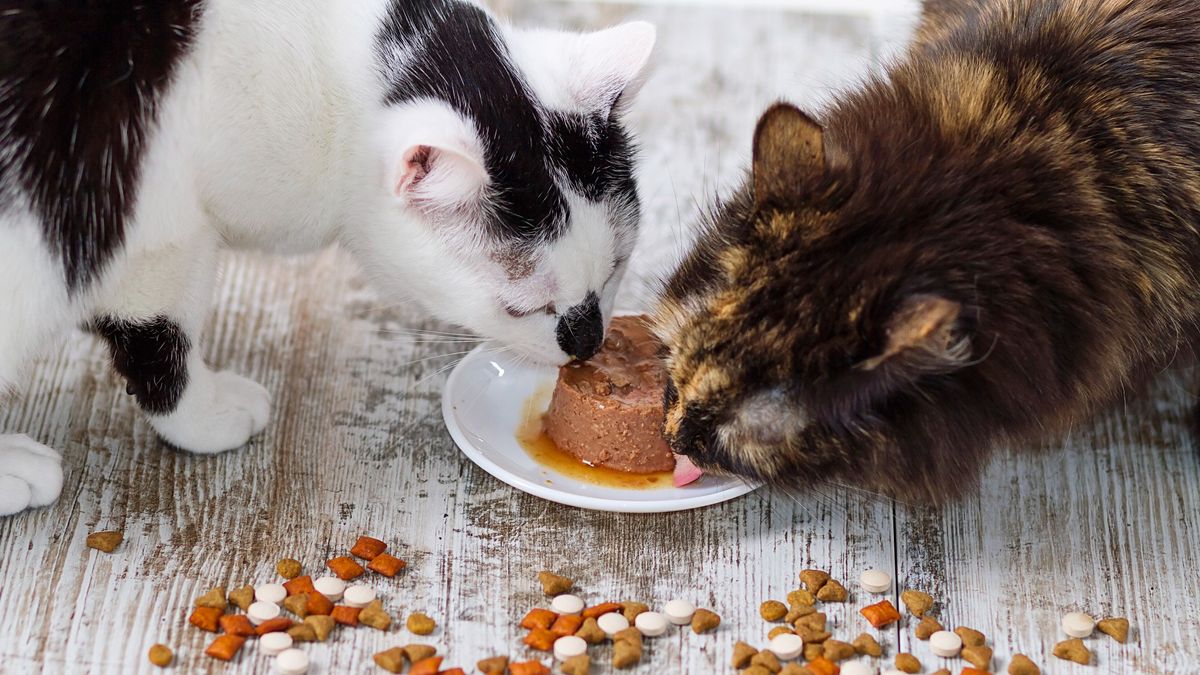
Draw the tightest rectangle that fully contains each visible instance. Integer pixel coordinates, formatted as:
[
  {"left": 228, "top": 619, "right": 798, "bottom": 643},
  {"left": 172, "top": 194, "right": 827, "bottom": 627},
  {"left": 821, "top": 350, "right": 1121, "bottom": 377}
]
[
  {"left": 149, "top": 370, "right": 271, "bottom": 454},
  {"left": 0, "top": 435, "right": 65, "bottom": 516}
]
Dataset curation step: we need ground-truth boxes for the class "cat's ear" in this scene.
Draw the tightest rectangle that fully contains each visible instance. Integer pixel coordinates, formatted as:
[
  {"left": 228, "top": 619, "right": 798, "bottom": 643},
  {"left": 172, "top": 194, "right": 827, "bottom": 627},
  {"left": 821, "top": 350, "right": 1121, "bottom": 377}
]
[
  {"left": 392, "top": 142, "right": 487, "bottom": 211},
  {"left": 570, "top": 22, "right": 657, "bottom": 113},
  {"left": 753, "top": 103, "right": 826, "bottom": 208},
  {"left": 859, "top": 295, "right": 971, "bottom": 373}
]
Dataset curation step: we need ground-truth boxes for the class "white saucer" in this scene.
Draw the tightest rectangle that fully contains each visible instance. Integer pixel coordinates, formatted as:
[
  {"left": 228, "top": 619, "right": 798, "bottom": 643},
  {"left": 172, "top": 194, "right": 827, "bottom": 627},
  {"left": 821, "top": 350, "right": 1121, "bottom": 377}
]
[{"left": 441, "top": 343, "right": 759, "bottom": 513}]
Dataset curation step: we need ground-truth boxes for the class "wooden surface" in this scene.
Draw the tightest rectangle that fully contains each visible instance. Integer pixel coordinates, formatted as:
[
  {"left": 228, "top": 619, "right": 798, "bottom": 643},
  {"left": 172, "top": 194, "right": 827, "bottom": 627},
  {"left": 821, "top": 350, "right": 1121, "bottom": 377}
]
[{"left": 2, "top": 2, "right": 1199, "bottom": 674}]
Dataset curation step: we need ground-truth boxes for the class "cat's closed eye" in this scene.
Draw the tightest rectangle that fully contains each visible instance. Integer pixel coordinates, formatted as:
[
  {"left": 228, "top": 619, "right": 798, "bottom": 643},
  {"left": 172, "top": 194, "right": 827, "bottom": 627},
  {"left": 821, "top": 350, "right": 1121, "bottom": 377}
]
[{"left": 505, "top": 303, "right": 557, "bottom": 319}]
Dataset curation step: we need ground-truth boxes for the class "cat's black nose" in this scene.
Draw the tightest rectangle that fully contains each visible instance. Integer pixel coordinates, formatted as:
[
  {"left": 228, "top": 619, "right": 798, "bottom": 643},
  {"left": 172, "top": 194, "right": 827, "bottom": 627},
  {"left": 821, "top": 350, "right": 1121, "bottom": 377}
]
[{"left": 556, "top": 292, "right": 604, "bottom": 361}]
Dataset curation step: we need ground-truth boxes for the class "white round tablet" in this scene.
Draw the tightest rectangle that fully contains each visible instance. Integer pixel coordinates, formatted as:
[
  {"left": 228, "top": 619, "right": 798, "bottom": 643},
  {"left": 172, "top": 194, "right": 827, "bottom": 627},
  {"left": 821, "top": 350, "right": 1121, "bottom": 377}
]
[
  {"left": 248, "top": 601, "right": 282, "bottom": 626},
  {"left": 597, "top": 612, "right": 630, "bottom": 636},
  {"left": 840, "top": 662, "right": 874, "bottom": 675},
  {"left": 1062, "top": 611, "right": 1095, "bottom": 638},
  {"left": 767, "top": 633, "right": 804, "bottom": 660},
  {"left": 551, "top": 594, "right": 585, "bottom": 616},
  {"left": 342, "top": 584, "right": 376, "bottom": 608},
  {"left": 313, "top": 576, "right": 346, "bottom": 601},
  {"left": 930, "top": 630, "right": 963, "bottom": 657},
  {"left": 882, "top": 670, "right": 907, "bottom": 675},
  {"left": 275, "top": 648, "right": 309, "bottom": 674},
  {"left": 634, "top": 611, "right": 668, "bottom": 637},
  {"left": 553, "top": 635, "right": 588, "bottom": 661},
  {"left": 859, "top": 569, "right": 892, "bottom": 594},
  {"left": 255, "top": 583, "right": 287, "bottom": 605},
  {"left": 259, "top": 632, "right": 293, "bottom": 656},
  {"left": 664, "top": 600, "right": 695, "bottom": 626}
]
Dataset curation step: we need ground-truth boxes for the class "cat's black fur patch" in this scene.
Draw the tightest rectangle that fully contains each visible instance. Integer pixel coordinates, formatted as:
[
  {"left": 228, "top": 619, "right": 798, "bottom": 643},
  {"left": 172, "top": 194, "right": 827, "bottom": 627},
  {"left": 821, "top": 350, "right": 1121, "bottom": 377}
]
[
  {"left": 0, "top": 1, "right": 204, "bottom": 293},
  {"left": 94, "top": 316, "right": 191, "bottom": 416}
]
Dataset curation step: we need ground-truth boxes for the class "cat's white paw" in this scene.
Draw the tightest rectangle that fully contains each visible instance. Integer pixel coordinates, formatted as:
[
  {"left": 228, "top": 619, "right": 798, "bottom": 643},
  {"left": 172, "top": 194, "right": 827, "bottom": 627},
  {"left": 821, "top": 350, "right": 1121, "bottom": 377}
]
[
  {"left": 0, "top": 434, "right": 65, "bottom": 516},
  {"left": 149, "top": 370, "right": 271, "bottom": 454}
]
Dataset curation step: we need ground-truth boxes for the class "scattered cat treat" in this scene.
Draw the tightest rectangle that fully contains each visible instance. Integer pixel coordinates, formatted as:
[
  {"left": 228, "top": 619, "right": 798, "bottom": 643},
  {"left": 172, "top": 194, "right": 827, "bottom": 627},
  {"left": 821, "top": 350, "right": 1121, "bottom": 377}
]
[
  {"left": 787, "top": 589, "right": 815, "bottom": 607},
  {"left": 510, "top": 661, "right": 551, "bottom": 675},
  {"left": 287, "top": 623, "right": 318, "bottom": 643},
  {"left": 582, "top": 602, "right": 624, "bottom": 620},
  {"left": 562, "top": 653, "right": 591, "bottom": 675},
  {"left": 276, "top": 558, "right": 303, "bottom": 579},
  {"left": 760, "top": 600, "right": 788, "bottom": 622},
  {"left": 1008, "top": 653, "right": 1041, "bottom": 675},
  {"left": 305, "top": 615, "right": 335, "bottom": 641},
  {"left": 283, "top": 594, "right": 309, "bottom": 619},
  {"left": 692, "top": 608, "right": 721, "bottom": 634},
  {"left": 350, "top": 536, "right": 387, "bottom": 560},
  {"left": 961, "top": 669, "right": 990, "bottom": 675},
  {"left": 1053, "top": 638, "right": 1091, "bottom": 665},
  {"left": 732, "top": 641, "right": 759, "bottom": 668},
  {"left": 305, "top": 589, "right": 334, "bottom": 616},
  {"left": 961, "top": 645, "right": 993, "bottom": 669},
  {"left": 767, "top": 626, "right": 794, "bottom": 640},
  {"left": 799, "top": 570, "right": 831, "bottom": 594},
  {"left": 524, "top": 627, "right": 556, "bottom": 651},
  {"left": 477, "top": 656, "right": 509, "bottom": 674},
  {"left": 822, "top": 639, "right": 855, "bottom": 662},
  {"left": 954, "top": 626, "right": 985, "bottom": 647},
  {"left": 147, "top": 644, "right": 172, "bottom": 667},
  {"left": 409, "top": 656, "right": 443, "bottom": 675},
  {"left": 852, "top": 632, "right": 882, "bottom": 657},
  {"left": 407, "top": 612, "right": 436, "bottom": 635},
  {"left": 283, "top": 575, "right": 315, "bottom": 597},
  {"left": 358, "top": 599, "right": 392, "bottom": 631},
  {"left": 538, "top": 571, "right": 574, "bottom": 595},
  {"left": 621, "top": 601, "right": 649, "bottom": 622},
  {"left": 575, "top": 617, "right": 605, "bottom": 643},
  {"left": 367, "top": 552, "right": 406, "bottom": 577},
  {"left": 550, "top": 613, "right": 584, "bottom": 638},
  {"left": 228, "top": 585, "right": 254, "bottom": 611},
  {"left": 894, "top": 652, "right": 921, "bottom": 673},
  {"left": 613, "top": 627, "right": 643, "bottom": 669},
  {"left": 860, "top": 599, "right": 901, "bottom": 628},
  {"left": 815, "top": 579, "right": 848, "bottom": 603},
  {"left": 900, "top": 589, "right": 933, "bottom": 617},
  {"left": 915, "top": 616, "right": 943, "bottom": 639},
  {"left": 203, "top": 634, "right": 246, "bottom": 662},
  {"left": 326, "top": 555, "right": 366, "bottom": 581},
  {"left": 373, "top": 647, "right": 407, "bottom": 673},
  {"left": 521, "top": 608, "right": 558, "bottom": 630},
  {"left": 218, "top": 614, "right": 255, "bottom": 638},
  {"left": 1097, "top": 616, "right": 1130, "bottom": 643},
  {"left": 805, "top": 656, "right": 839, "bottom": 675},
  {"left": 188, "top": 607, "right": 222, "bottom": 633},
  {"left": 749, "top": 649, "right": 781, "bottom": 671},
  {"left": 85, "top": 531, "right": 123, "bottom": 553},
  {"left": 402, "top": 644, "right": 438, "bottom": 663},
  {"left": 254, "top": 617, "right": 294, "bottom": 635}
]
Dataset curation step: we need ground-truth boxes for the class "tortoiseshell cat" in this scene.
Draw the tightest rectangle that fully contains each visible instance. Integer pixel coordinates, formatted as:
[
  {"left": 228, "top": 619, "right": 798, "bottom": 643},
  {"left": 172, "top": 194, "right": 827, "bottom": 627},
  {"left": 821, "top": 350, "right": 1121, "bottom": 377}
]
[{"left": 656, "top": 0, "right": 1200, "bottom": 502}]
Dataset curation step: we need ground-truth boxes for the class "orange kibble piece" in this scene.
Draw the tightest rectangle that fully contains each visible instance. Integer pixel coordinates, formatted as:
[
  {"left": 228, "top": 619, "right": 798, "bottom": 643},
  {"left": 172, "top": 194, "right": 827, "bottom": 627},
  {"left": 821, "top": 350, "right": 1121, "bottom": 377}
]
[
  {"left": 550, "top": 614, "right": 584, "bottom": 638},
  {"left": 860, "top": 600, "right": 902, "bottom": 629},
  {"left": 961, "top": 669, "right": 990, "bottom": 675},
  {"left": 305, "top": 590, "right": 334, "bottom": 616},
  {"left": 254, "top": 617, "right": 294, "bottom": 635},
  {"left": 440, "top": 670, "right": 467, "bottom": 675},
  {"left": 409, "top": 656, "right": 443, "bottom": 675},
  {"left": 350, "top": 536, "right": 388, "bottom": 560},
  {"left": 366, "top": 552, "right": 407, "bottom": 577},
  {"left": 510, "top": 662, "right": 552, "bottom": 675},
  {"left": 188, "top": 607, "right": 223, "bottom": 633},
  {"left": 582, "top": 602, "right": 623, "bottom": 619},
  {"left": 524, "top": 627, "right": 556, "bottom": 651},
  {"left": 327, "top": 556, "right": 366, "bottom": 581},
  {"left": 204, "top": 635, "right": 246, "bottom": 661},
  {"left": 331, "top": 605, "right": 361, "bottom": 626},
  {"left": 283, "top": 575, "right": 316, "bottom": 596},
  {"left": 807, "top": 657, "right": 840, "bottom": 675},
  {"left": 219, "top": 614, "right": 256, "bottom": 637},
  {"left": 520, "top": 608, "right": 558, "bottom": 630}
]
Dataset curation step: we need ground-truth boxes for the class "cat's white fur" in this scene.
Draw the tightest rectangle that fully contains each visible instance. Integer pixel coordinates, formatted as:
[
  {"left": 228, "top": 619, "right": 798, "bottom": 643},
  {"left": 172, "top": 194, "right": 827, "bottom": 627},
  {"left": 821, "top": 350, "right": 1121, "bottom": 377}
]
[{"left": 0, "top": 0, "right": 655, "bottom": 515}]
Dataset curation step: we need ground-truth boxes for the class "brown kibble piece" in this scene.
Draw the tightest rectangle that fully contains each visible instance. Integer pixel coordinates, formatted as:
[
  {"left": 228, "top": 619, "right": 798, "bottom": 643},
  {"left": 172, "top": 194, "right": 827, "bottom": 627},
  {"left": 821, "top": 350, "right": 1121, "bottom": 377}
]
[
  {"left": 305, "top": 590, "right": 334, "bottom": 616},
  {"left": 326, "top": 555, "right": 366, "bottom": 580},
  {"left": 228, "top": 585, "right": 254, "bottom": 611},
  {"left": 915, "top": 615, "right": 943, "bottom": 639},
  {"left": 962, "top": 645, "right": 992, "bottom": 669},
  {"left": 955, "top": 626, "right": 986, "bottom": 647},
  {"left": 561, "top": 654, "right": 590, "bottom": 675},
  {"left": 612, "top": 639, "right": 641, "bottom": 669},
  {"left": 276, "top": 558, "right": 303, "bottom": 579},
  {"left": 815, "top": 579, "right": 848, "bottom": 602},
  {"left": 823, "top": 640, "right": 855, "bottom": 662},
  {"left": 283, "top": 593, "right": 309, "bottom": 619},
  {"left": 787, "top": 589, "right": 816, "bottom": 607},
  {"left": 550, "top": 614, "right": 584, "bottom": 638},
  {"left": 732, "top": 641, "right": 759, "bottom": 668},
  {"left": 538, "top": 570, "right": 574, "bottom": 595},
  {"left": 691, "top": 608, "right": 720, "bottom": 634},
  {"left": 1053, "top": 638, "right": 1090, "bottom": 665},
  {"left": 373, "top": 648, "right": 406, "bottom": 674},
  {"left": 613, "top": 627, "right": 642, "bottom": 649},
  {"left": 525, "top": 627, "right": 556, "bottom": 651},
  {"left": 796, "top": 627, "right": 831, "bottom": 644},
  {"left": 367, "top": 552, "right": 407, "bottom": 577},
  {"left": 582, "top": 602, "right": 623, "bottom": 619},
  {"left": 1098, "top": 617, "right": 1130, "bottom": 643},
  {"left": 305, "top": 615, "right": 335, "bottom": 641},
  {"left": 410, "top": 656, "right": 443, "bottom": 675},
  {"left": 359, "top": 599, "right": 392, "bottom": 630},
  {"left": 254, "top": 617, "right": 294, "bottom": 635},
  {"left": 852, "top": 632, "right": 882, "bottom": 657},
  {"left": 403, "top": 644, "right": 438, "bottom": 662},
  {"left": 219, "top": 614, "right": 256, "bottom": 637},
  {"left": 511, "top": 661, "right": 551, "bottom": 675},
  {"left": 750, "top": 650, "right": 782, "bottom": 673},
  {"left": 779, "top": 666, "right": 812, "bottom": 675},
  {"left": 621, "top": 601, "right": 649, "bottom": 622},
  {"left": 743, "top": 668, "right": 774, "bottom": 675},
  {"left": 331, "top": 605, "right": 360, "bottom": 626},
  {"left": 768, "top": 626, "right": 795, "bottom": 640},
  {"left": 761, "top": 600, "right": 788, "bottom": 621},
  {"left": 1008, "top": 654, "right": 1041, "bottom": 675},
  {"left": 575, "top": 617, "right": 604, "bottom": 644},
  {"left": 203, "top": 635, "right": 245, "bottom": 661},
  {"left": 794, "top": 611, "right": 827, "bottom": 632},
  {"left": 931, "top": 670, "right": 951, "bottom": 675},
  {"left": 147, "top": 644, "right": 173, "bottom": 667},
  {"left": 900, "top": 589, "right": 934, "bottom": 617},
  {"left": 477, "top": 656, "right": 510, "bottom": 674},
  {"left": 287, "top": 623, "right": 318, "bottom": 642},
  {"left": 803, "top": 642, "right": 824, "bottom": 661},
  {"left": 350, "top": 536, "right": 388, "bottom": 560},
  {"left": 195, "top": 587, "right": 227, "bottom": 610},
  {"left": 407, "top": 611, "right": 436, "bottom": 635},
  {"left": 785, "top": 604, "right": 816, "bottom": 624},
  {"left": 894, "top": 653, "right": 921, "bottom": 673},
  {"left": 283, "top": 575, "right": 315, "bottom": 596},
  {"left": 188, "top": 607, "right": 222, "bottom": 633},
  {"left": 521, "top": 608, "right": 558, "bottom": 630},
  {"left": 86, "top": 531, "right": 123, "bottom": 553},
  {"left": 800, "top": 569, "right": 831, "bottom": 593}
]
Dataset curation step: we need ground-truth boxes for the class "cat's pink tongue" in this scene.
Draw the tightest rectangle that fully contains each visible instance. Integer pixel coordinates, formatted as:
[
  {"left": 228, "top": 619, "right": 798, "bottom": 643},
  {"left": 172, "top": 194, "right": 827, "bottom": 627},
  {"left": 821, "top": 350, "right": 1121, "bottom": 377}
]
[{"left": 673, "top": 454, "right": 703, "bottom": 487}]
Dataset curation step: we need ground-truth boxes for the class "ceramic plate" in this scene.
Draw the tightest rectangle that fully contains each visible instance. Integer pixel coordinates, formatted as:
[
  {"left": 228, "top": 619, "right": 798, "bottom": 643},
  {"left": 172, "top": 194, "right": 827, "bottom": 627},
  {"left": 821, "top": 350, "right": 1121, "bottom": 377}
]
[{"left": 442, "top": 343, "right": 759, "bottom": 513}]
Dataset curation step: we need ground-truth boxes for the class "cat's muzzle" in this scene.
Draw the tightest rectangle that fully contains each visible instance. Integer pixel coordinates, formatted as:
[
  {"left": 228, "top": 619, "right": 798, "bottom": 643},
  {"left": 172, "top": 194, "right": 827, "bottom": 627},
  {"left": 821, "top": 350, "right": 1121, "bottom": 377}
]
[{"left": 556, "top": 292, "right": 604, "bottom": 362}]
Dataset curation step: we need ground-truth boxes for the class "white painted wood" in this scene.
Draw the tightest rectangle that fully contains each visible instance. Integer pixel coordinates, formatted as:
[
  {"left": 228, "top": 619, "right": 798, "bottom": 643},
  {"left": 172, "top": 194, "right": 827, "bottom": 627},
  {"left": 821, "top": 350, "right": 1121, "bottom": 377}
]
[{"left": 0, "top": 3, "right": 1197, "bottom": 674}]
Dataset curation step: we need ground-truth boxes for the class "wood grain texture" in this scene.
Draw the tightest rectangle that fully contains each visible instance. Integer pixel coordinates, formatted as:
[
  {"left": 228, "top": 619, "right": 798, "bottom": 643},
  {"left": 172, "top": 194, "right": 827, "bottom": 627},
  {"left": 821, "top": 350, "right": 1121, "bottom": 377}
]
[{"left": 1, "top": 2, "right": 1197, "bottom": 674}]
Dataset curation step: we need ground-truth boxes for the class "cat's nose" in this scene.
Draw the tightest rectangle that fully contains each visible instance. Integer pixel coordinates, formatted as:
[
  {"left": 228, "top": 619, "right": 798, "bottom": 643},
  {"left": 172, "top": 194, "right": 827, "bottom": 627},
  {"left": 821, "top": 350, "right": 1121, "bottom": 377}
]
[{"left": 556, "top": 292, "right": 604, "bottom": 361}]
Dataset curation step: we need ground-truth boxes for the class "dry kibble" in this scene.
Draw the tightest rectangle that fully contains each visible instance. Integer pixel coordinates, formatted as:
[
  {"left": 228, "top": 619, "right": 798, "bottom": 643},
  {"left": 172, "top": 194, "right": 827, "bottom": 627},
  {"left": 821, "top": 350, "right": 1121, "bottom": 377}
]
[
  {"left": 852, "top": 632, "right": 882, "bottom": 657},
  {"left": 276, "top": 558, "right": 302, "bottom": 579},
  {"left": 350, "top": 536, "right": 388, "bottom": 560},
  {"left": 612, "top": 639, "right": 641, "bottom": 669},
  {"left": 778, "top": 666, "right": 811, "bottom": 675},
  {"left": 894, "top": 653, "right": 921, "bottom": 673},
  {"left": 794, "top": 611, "right": 826, "bottom": 632},
  {"left": 477, "top": 656, "right": 510, "bottom": 674},
  {"left": 85, "top": 531, "right": 123, "bottom": 553},
  {"left": 194, "top": 587, "right": 227, "bottom": 610},
  {"left": 796, "top": 627, "right": 831, "bottom": 644},
  {"left": 188, "top": 607, "right": 223, "bottom": 633},
  {"left": 750, "top": 650, "right": 782, "bottom": 673},
  {"left": 768, "top": 626, "right": 795, "bottom": 640},
  {"left": 815, "top": 579, "right": 848, "bottom": 602},
  {"left": 955, "top": 626, "right": 986, "bottom": 647},
  {"left": 1054, "top": 638, "right": 1090, "bottom": 665},
  {"left": 743, "top": 668, "right": 774, "bottom": 675},
  {"left": 286, "top": 623, "right": 318, "bottom": 642},
  {"left": 931, "top": 670, "right": 951, "bottom": 675},
  {"left": 304, "top": 615, "right": 335, "bottom": 641},
  {"left": 1008, "top": 654, "right": 1041, "bottom": 675},
  {"left": 358, "top": 599, "right": 392, "bottom": 631},
  {"left": 800, "top": 569, "right": 831, "bottom": 593},
  {"left": 787, "top": 589, "right": 816, "bottom": 607},
  {"left": 219, "top": 614, "right": 256, "bottom": 638},
  {"left": 822, "top": 640, "right": 855, "bottom": 662},
  {"left": 803, "top": 642, "right": 824, "bottom": 661},
  {"left": 621, "top": 601, "right": 649, "bottom": 622},
  {"left": 203, "top": 635, "right": 246, "bottom": 661},
  {"left": 283, "top": 594, "right": 309, "bottom": 618},
  {"left": 915, "top": 615, "right": 943, "bottom": 639},
  {"left": 732, "top": 641, "right": 759, "bottom": 668},
  {"left": 147, "top": 644, "right": 173, "bottom": 667},
  {"left": 575, "top": 617, "right": 604, "bottom": 644},
  {"left": 1098, "top": 617, "right": 1130, "bottom": 643},
  {"left": 373, "top": 648, "right": 406, "bottom": 674},
  {"left": 613, "top": 627, "right": 642, "bottom": 649},
  {"left": 691, "top": 608, "right": 720, "bottom": 634},
  {"left": 538, "top": 571, "right": 573, "bottom": 595},
  {"left": 785, "top": 604, "right": 816, "bottom": 624},
  {"left": 403, "top": 645, "right": 438, "bottom": 662},
  {"left": 900, "top": 589, "right": 934, "bottom": 617},
  {"left": 407, "top": 612, "right": 436, "bottom": 635},
  {"left": 561, "top": 654, "right": 590, "bottom": 675},
  {"left": 962, "top": 645, "right": 993, "bottom": 669},
  {"left": 228, "top": 585, "right": 254, "bottom": 611},
  {"left": 761, "top": 600, "right": 789, "bottom": 622}
]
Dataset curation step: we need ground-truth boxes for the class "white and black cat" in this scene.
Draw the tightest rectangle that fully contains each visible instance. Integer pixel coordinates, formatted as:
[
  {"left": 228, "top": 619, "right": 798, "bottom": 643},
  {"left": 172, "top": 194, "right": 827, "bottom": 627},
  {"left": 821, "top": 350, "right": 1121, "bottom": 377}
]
[{"left": 0, "top": 0, "right": 656, "bottom": 515}]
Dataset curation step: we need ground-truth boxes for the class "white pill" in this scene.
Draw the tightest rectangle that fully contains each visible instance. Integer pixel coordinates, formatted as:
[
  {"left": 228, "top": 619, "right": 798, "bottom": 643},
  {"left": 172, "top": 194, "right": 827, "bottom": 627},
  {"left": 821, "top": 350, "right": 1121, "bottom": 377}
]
[
  {"left": 553, "top": 635, "right": 588, "bottom": 661},
  {"left": 930, "top": 630, "right": 963, "bottom": 657},
  {"left": 551, "top": 594, "right": 585, "bottom": 616},
  {"left": 313, "top": 576, "right": 346, "bottom": 601},
  {"left": 342, "top": 584, "right": 376, "bottom": 608},
  {"left": 634, "top": 611, "right": 668, "bottom": 637},
  {"left": 248, "top": 601, "right": 282, "bottom": 626},
  {"left": 882, "top": 670, "right": 907, "bottom": 675},
  {"left": 597, "top": 612, "right": 630, "bottom": 636},
  {"left": 255, "top": 583, "right": 287, "bottom": 605},
  {"left": 664, "top": 600, "right": 695, "bottom": 626},
  {"left": 840, "top": 663, "right": 874, "bottom": 675},
  {"left": 1062, "top": 611, "right": 1096, "bottom": 638},
  {"left": 859, "top": 569, "right": 892, "bottom": 594},
  {"left": 767, "top": 633, "right": 804, "bottom": 660},
  {"left": 275, "top": 648, "right": 309, "bottom": 674},
  {"left": 259, "top": 632, "right": 293, "bottom": 656}
]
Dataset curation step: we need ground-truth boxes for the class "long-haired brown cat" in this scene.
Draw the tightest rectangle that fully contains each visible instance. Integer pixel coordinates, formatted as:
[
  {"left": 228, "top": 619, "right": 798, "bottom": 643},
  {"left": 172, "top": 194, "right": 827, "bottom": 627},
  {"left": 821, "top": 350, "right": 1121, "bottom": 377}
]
[{"left": 655, "top": 0, "right": 1200, "bottom": 502}]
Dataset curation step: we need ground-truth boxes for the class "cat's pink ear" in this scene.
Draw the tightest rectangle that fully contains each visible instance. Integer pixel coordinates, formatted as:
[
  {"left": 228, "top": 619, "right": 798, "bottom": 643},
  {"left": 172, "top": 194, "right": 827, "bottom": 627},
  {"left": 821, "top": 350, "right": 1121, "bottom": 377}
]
[
  {"left": 571, "top": 22, "right": 657, "bottom": 112},
  {"left": 753, "top": 103, "right": 826, "bottom": 208},
  {"left": 392, "top": 142, "right": 488, "bottom": 212},
  {"left": 859, "top": 295, "right": 970, "bottom": 372}
]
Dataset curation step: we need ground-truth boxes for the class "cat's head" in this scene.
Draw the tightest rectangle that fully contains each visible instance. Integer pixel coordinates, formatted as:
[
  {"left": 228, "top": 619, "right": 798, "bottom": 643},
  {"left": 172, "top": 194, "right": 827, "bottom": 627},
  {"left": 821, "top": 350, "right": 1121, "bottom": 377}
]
[
  {"left": 356, "top": 3, "right": 655, "bottom": 365},
  {"left": 655, "top": 103, "right": 992, "bottom": 501}
]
